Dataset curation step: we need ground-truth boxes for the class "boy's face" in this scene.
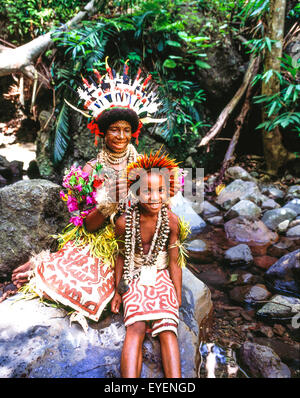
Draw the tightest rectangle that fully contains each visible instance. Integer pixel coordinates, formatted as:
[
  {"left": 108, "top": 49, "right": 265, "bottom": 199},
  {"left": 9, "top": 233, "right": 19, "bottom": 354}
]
[{"left": 138, "top": 172, "right": 168, "bottom": 214}]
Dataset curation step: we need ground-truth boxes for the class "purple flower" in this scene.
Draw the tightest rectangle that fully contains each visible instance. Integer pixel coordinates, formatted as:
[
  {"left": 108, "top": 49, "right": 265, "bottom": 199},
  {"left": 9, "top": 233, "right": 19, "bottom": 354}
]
[{"left": 67, "top": 196, "right": 78, "bottom": 212}]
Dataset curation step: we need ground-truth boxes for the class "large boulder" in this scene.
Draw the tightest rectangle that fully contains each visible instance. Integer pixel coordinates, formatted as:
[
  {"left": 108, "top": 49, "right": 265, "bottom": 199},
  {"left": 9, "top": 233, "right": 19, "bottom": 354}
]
[
  {"left": 0, "top": 179, "right": 69, "bottom": 279},
  {"left": 239, "top": 342, "right": 291, "bottom": 378},
  {"left": 0, "top": 267, "right": 213, "bottom": 378}
]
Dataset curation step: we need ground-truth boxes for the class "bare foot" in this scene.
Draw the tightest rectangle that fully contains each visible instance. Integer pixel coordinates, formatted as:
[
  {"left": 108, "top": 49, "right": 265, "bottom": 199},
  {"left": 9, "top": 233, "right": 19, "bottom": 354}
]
[{"left": 11, "top": 261, "right": 33, "bottom": 288}]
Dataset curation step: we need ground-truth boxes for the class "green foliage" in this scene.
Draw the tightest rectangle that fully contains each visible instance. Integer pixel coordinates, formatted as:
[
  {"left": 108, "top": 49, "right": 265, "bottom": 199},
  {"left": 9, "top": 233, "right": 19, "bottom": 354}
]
[
  {"left": 0, "top": 0, "right": 85, "bottom": 42},
  {"left": 253, "top": 54, "right": 300, "bottom": 133}
]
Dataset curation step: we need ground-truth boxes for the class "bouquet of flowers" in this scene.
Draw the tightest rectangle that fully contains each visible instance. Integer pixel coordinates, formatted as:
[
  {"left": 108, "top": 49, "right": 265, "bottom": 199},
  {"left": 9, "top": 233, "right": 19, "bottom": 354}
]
[{"left": 60, "top": 164, "right": 105, "bottom": 227}]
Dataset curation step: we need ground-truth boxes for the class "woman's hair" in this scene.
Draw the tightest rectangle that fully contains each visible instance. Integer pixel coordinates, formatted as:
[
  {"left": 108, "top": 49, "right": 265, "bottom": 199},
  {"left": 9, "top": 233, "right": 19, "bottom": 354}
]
[{"left": 96, "top": 107, "right": 139, "bottom": 134}]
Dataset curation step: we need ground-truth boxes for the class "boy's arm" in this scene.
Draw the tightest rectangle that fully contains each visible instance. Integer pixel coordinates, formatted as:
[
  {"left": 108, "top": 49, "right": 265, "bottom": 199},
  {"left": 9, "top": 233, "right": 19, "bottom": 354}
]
[
  {"left": 167, "top": 212, "right": 182, "bottom": 307},
  {"left": 111, "top": 214, "right": 126, "bottom": 313}
]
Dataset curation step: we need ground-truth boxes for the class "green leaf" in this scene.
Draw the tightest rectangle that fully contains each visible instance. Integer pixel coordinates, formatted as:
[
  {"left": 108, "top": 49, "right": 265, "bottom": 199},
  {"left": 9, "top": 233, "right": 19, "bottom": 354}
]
[
  {"left": 163, "top": 59, "right": 177, "bottom": 68},
  {"left": 195, "top": 60, "right": 211, "bottom": 69},
  {"left": 166, "top": 40, "right": 181, "bottom": 47},
  {"left": 53, "top": 102, "right": 70, "bottom": 165}
]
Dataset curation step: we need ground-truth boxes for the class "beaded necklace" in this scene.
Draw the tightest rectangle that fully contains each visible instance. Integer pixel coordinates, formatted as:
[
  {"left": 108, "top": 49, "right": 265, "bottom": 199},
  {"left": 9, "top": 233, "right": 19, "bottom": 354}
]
[{"left": 122, "top": 203, "right": 170, "bottom": 285}]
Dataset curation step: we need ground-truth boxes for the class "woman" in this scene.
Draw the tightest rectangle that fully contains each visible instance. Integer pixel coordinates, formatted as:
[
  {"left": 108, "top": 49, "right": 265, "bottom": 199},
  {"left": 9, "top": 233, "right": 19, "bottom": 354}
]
[{"left": 11, "top": 59, "right": 166, "bottom": 322}]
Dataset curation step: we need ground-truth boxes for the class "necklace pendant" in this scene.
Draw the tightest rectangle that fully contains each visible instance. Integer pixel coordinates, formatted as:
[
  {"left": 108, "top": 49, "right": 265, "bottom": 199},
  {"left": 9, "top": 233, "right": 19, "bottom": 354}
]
[{"left": 139, "top": 265, "right": 157, "bottom": 286}]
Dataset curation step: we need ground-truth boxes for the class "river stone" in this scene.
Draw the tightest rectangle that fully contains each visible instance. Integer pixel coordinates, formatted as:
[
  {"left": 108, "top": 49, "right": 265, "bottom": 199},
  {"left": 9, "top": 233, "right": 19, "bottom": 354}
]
[
  {"left": 224, "top": 244, "right": 253, "bottom": 266},
  {"left": 261, "top": 198, "right": 280, "bottom": 210},
  {"left": 0, "top": 267, "right": 213, "bottom": 378},
  {"left": 186, "top": 239, "right": 212, "bottom": 263},
  {"left": 239, "top": 342, "right": 291, "bottom": 378},
  {"left": 286, "top": 225, "right": 300, "bottom": 237},
  {"left": 264, "top": 249, "right": 300, "bottom": 298},
  {"left": 170, "top": 192, "right": 206, "bottom": 235},
  {"left": 229, "top": 284, "right": 271, "bottom": 304},
  {"left": 225, "top": 166, "right": 256, "bottom": 182},
  {"left": 260, "top": 185, "right": 285, "bottom": 200},
  {"left": 283, "top": 198, "right": 300, "bottom": 216},
  {"left": 262, "top": 208, "right": 297, "bottom": 231},
  {"left": 256, "top": 295, "right": 300, "bottom": 320},
  {"left": 0, "top": 179, "right": 69, "bottom": 279},
  {"left": 224, "top": 217, "right": 278, "bottom": 253},
  {"left": 201, "top": 201, "right": 220, "bottom": 218},
  {"left": 225, "top": 199, "right": 261, "bottom": 220},
  {"left": 285, "top": 185, "right": 300, "bottom": 201},
  {"left": 215, "top": 179, "right": 264, "bottom": 210},
  {"left": 277, "top": 220, "right": 290, "bottom": 233}
]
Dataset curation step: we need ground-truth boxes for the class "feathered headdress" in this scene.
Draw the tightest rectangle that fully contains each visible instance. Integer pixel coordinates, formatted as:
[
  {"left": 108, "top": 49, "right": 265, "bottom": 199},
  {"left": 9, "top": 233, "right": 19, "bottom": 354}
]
[
  {"left": 65, "top": 57, "right": 166, "bottom": 145},
  {"left": 125, "top": 148, "right": 181, "bottom": 198}
]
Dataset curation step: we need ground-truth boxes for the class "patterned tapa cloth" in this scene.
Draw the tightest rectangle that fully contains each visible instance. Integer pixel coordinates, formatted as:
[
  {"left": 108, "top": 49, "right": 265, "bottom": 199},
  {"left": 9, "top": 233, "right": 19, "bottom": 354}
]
[
  {"left": 122, "top": 252, "right": 180, "bottom": 336},
  {"left": 34, "top": 241, "right": 115, "bottom": 321}
]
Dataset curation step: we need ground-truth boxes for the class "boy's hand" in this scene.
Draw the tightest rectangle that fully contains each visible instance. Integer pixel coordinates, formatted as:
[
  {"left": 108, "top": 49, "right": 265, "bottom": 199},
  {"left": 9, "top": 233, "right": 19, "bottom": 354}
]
[{"left": 111, "top": 292, "right": 122, "bottom": 314}]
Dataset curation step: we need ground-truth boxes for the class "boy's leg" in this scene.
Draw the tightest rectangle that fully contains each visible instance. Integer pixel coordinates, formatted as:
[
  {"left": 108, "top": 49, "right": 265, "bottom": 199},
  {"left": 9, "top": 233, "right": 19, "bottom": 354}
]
[
  {"left": 121, "top": 321, "right": 147, "bottom": 378},
  {"left": 159, "top": 330, "right": 181, "bottom": 378}
]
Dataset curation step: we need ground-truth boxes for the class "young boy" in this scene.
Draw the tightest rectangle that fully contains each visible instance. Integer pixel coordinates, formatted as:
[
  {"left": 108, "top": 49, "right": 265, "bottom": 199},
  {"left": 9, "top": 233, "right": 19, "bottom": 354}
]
[{"left": 111, "top": 151, "right": 183, "bottom": 378}]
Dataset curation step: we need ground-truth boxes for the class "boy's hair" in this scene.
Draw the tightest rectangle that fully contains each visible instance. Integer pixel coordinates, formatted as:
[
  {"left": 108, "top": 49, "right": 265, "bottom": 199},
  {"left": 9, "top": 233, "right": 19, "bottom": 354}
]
[{"left": 126, "top": 150, "right": 180, "bottom": 198}]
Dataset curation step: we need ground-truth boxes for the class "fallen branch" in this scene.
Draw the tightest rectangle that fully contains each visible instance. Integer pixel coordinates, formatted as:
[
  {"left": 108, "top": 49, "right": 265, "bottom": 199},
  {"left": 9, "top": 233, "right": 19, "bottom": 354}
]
[
  {"left": 207, "top": 57, "right": 260, "bottom": 192},
  {"left": 0, "top": 0, "right": 104, "bottom": 79},
  {"left": 198, "top": 55, "right": 259, "bottom": 147}
]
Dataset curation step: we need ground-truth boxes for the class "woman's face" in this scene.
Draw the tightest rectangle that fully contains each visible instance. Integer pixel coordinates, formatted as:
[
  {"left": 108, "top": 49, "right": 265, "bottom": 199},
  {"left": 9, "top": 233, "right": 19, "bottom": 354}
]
[{"left": 105, "top": 120, "right": 132, "bottom": 153}]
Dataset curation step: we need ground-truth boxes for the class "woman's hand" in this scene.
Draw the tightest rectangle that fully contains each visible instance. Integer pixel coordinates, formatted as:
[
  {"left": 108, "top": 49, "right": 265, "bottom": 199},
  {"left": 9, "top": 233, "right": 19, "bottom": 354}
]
[{"left": 111, "top": 292, "right": 122, "bottom": 314}]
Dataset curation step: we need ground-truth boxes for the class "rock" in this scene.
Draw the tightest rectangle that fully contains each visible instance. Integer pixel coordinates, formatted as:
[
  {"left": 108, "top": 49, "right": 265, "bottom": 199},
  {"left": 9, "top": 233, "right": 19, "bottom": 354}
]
[
  {"left": 197, "top": 268, "right": 228, "bottom": 289},
  {"left": 260, "top": 185, "right": 285, "bottom": 200},
  {"left": 224, "top": 244, "right": 253, "bottom": 266},
  {"left": 186, "top": 239, "right": 212, "bottom": 263},
  {"left": 283, "top": 198, "right": 300, "bottom": 216},
  {"left": 273, "top": 324, "right": 286, "bottom": 337},
  {"left": 170, "top": 192, "right": 206, "bottom": 235},
  {"left": 225, "top": 166, "right": 256, "bottom": 182},
  {"left": 215, "top": 179, "right": 264, "bottom": 210},
  {"left": 244, "top": 284, "right": 272, "bottom": 303},
  {"left": 277, "top": 220, "right": 290, "bottom": 233},
  {"left": 239, "top": 342, "right": 291, "bottom": 378},
  {"left": 261, "top": 198, "right": 280, "bottom": 210},
  {"left": 285, "top": 185, "right": 300, "bottom": 201},
  {"left": 206, "top": 215, "right": 224, "bottom": 226},
  {"left": 286, "top": 225, "right": 300, "bottom": 237},
  {"left": 224, "top": 217, "right": 278, "bottom": 256},
  {"left": 225, "top": 200, "right": 261, "bottom": 220},
  {"left": 201, "top": 201, "right": 220, "bottom": 218},
  {"left": 0, "top": 179, "right": 69, "bottom": 279},
  {"left": 253, "top": 255, "right": 277, "bottom": 270},
  {"left": 252, "top": 337, "right": 300, "bottom": 371},
  {"left": 264, "top": 249, "right": 300, "bottom": 298},
  {"left": 261, "top": 208, "right": 297, "bottom": 231},
  {"left": 256, "top": 325, "right": 274, "bottom": 338},
  {"left": 256, "top": 295, "right": 300, "bottom": 320},
  {"left": 267, "top": 238, "right": 295, "bottom": 258},
  {"left": 229, "top": 284, "right": 271, "bottom": 304},
  {"left": 0, "top": 267, "right": 213, "bottom": 378}
]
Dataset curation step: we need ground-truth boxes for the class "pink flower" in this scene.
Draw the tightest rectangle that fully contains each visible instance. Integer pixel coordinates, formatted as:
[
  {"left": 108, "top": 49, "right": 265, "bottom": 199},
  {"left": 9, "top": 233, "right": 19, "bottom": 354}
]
[
  {"left": 75, "top": 184, "right": 83, "bottom": 192},
  {"left": 86, "top": 195, "right": 94, "bottom": 205},
  {"left": 70, "top": 216, "right": 84, "bottom": 226},
  {"left": 67, "top": 196, "right": 78, "bottom": 212}
]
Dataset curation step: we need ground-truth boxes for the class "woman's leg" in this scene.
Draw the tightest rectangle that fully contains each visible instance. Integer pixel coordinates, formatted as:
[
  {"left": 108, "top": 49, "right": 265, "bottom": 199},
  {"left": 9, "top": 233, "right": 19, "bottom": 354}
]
[
  {"left": 121, "top": 321, "right": 146, "bottom": 378},
  {"left": 159, "top": 331, "right": 181, "bottom": 378}
]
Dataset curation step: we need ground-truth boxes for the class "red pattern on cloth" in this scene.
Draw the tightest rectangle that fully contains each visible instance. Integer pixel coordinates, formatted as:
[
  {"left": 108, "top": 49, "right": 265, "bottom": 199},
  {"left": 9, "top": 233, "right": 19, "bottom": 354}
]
[
  {"left": 122, "top": 269, "right": 179, "bottom": 330},
  {"left": 35, "top": 241, "right": 115, "bottom": 321}
]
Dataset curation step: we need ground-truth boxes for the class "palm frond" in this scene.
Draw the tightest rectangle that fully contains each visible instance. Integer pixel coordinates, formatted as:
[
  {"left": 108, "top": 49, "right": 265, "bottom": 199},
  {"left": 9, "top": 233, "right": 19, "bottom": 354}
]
[{"left": 52, "top": 101, "right": 70, "bottom": 165}]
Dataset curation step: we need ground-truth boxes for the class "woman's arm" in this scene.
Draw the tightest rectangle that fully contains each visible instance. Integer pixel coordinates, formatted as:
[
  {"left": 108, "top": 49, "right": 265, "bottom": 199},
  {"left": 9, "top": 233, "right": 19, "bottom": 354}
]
[
  {"left": 167, "top": 212, "right": 182, "bottom": 307},
  {"left": 111, "top": 214, "right": 126, "bottom": 313}
]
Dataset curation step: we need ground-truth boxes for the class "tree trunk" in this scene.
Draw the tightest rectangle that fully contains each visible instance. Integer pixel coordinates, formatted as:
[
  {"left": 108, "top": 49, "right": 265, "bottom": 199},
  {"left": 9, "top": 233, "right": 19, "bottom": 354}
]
[{"left": 261, "top": 0, "right": 296, "bottom": 175}]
